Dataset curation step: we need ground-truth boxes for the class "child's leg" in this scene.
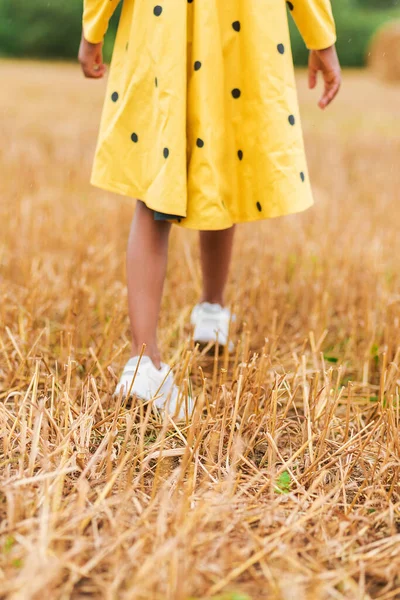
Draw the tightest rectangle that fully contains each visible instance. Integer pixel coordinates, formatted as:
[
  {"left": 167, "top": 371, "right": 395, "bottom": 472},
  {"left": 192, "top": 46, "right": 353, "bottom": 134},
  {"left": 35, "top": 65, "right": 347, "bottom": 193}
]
[
  {"left": 199, "top": 226, "right": 235, "bottom": 305},
  {"left": 126, "top": 200, "right": 171, "bottom": 369}
]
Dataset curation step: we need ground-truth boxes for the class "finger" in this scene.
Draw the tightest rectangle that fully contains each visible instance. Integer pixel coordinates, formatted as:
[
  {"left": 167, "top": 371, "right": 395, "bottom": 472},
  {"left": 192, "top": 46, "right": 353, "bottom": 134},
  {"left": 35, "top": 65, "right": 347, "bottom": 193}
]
[
  {"left": 82, "top": 61, "right": 105, "bottom": 79},
  {"left": 81, "top": 62, "right": 106, "bottom": 79},
  {"left": 308, "top": 61, "right": 318, "bottom": 89},
  {"left": 93, "top": 62, "right": 106, "bottom": 76},
  {"left": 319, "top": 77, "right": 340, "bottom": 109},
  {"left": 92, "top": 53, "right": 106, "bottom": 77},
  {"left": 308, "top": 67, "right": 317, "bottom": 90}
]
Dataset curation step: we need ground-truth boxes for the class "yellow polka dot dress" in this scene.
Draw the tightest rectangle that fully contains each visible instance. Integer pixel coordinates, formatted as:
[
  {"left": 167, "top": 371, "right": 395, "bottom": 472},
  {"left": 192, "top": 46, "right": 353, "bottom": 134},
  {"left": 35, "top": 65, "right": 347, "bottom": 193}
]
[{"left": 83, "top": 0, "right": 336, "bottom": 230}]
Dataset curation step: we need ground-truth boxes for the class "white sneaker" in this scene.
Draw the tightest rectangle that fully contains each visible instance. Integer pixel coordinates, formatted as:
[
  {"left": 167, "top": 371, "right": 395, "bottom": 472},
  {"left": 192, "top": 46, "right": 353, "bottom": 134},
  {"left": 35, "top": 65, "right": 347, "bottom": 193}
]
[
  {"left": 114, "top": 355, "right": 193, "bottom": 420},
  {"left": 190, "top": 302, "right": 235, "bottom": 352}
]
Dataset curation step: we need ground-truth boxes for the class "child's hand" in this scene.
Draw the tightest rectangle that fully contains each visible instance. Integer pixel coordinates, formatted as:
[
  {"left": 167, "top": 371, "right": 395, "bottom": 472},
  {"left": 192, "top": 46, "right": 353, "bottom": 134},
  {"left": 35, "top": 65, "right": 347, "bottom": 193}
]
[
  {"left": 308, "top": 45, "right": 341, "bottom": 109},
  {"left": 78, "top": 34, "right": 106, "bottom": 79}
]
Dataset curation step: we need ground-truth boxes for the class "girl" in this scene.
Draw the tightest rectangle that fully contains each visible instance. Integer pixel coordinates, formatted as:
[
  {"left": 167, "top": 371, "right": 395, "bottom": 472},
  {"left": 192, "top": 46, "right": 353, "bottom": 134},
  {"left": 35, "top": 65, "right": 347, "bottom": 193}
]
[{"left": 79, "top": 1, "right": 341, "bottom": 419}]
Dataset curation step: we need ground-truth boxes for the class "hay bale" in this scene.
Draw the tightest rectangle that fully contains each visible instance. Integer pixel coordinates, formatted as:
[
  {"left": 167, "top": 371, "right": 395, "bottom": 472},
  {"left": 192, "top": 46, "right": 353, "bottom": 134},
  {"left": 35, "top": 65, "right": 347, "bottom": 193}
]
[{"left": 368, "top": 21, "right": 400, "bottom": 82}]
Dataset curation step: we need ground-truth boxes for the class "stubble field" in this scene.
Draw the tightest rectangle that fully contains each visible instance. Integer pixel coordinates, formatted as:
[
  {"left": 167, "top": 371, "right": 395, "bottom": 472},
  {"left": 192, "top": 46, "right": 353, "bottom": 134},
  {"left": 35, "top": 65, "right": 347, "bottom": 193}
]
[{"left": 1, "top": 60, "right": 400, "bottom": 599}]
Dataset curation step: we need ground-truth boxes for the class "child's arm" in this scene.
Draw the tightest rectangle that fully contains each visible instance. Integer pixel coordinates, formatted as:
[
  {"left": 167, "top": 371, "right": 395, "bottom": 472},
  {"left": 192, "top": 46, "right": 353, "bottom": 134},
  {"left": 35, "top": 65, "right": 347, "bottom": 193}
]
[
  {"left": 82, "top": 0, "right": 121, "bottom": 44},
  {"left": 78, "top": 0, "right": 120, "bottom": 79},
  {"left": 287, "top": 0, "right": 336, "bottom": 51},
  {"left": 287, "top": 0, "right": 341, "bottom": 109}
]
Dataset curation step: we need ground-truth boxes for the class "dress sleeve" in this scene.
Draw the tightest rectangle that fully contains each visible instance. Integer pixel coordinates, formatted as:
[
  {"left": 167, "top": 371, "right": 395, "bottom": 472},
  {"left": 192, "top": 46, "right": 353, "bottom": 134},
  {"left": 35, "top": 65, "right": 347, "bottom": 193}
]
[
  {"left": 82, "top": 0, "right": 121, "bottom": 44},
  {"left": 287, "top": 0, "right": 337, "bottom": 50}
]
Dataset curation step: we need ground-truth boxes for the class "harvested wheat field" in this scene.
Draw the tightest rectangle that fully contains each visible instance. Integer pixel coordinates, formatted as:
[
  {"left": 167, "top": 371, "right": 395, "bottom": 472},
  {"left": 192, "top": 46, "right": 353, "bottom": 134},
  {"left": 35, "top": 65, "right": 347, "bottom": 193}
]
[{"left": 1, "top": 60, "right": 400, "bottom": 600}]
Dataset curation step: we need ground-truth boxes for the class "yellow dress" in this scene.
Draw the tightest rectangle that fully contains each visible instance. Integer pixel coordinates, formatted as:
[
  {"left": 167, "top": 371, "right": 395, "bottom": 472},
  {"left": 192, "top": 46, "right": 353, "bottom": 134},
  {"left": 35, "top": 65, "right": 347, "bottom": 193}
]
[{"left": 83, "top": 0, "right": 336, "bottom": 230}]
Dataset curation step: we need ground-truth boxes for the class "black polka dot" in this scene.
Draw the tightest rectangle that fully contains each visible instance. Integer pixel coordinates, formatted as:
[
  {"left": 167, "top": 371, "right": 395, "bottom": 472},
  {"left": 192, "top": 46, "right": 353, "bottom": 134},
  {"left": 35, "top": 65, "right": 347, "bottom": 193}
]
[
  {"left": 232, "top": 21, "right": 241, "bottom": 32},
  {"left": 237, "top": 150, "right": 243, "bottom": 160},
  {"left": 187, "top": 0, "right": 193, "bottom": 3},
  {"left": 232, "top": 88, "right": 241, "bottom": 99},
  {"left": 194, "top": 61, "right": 202, "bottom": 71},
  {"left": 277, "top": 43, "right": 285, "bottom": 54},
  {"left": 256, "top": 202, "right": 262, "bottom": 212},
  {"left": 155, "top": 76, "right": 158, "bottom": 87},
  {"left": 111, "top": 92, "right": 119, "bottom": 102},
  {"left": 196, "top": 138, "right": 204, "bottom": 148},
  {"left": 131, "top": 133, "right": 138, "bottom": 143},
  {"left": 153, "top": 5, "right": 162, "bottom": 16},
  {"left": 163, "top": 147, "right": 169, "bottom": 158},
  {"left": 288, "top": 114, "right": 296, "bottom": 126},
  {"left": 300, "top": 172, "right": 305, "bottom": 182},
  {"left": 287, "top": 1, "right": 294, "bottom": 10}
]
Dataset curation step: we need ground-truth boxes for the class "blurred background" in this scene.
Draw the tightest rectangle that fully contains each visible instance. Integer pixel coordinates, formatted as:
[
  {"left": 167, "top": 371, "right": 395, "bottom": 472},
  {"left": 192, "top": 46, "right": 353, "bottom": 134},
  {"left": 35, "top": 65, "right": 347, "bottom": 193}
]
[{"left": 0, "top": 0, "right": 400, "bottom": 67}]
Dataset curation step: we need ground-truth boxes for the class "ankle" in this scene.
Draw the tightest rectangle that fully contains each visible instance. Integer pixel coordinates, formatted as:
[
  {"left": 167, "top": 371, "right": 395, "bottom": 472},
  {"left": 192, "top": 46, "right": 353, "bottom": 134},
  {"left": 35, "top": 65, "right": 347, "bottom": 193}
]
[
  {"left": 131, "top": 343, "right": 162, "bottom": 370},
  {"left": 200, "top": 295, "right": 224, "bottom": 306}
]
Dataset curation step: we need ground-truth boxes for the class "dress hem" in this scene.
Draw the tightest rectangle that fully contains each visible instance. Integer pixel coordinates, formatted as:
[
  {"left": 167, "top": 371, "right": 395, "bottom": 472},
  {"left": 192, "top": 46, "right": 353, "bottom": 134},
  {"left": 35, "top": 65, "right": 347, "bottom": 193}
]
[{"left": 90, "top": 176, "right": 314, "bottom": 231}]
